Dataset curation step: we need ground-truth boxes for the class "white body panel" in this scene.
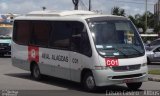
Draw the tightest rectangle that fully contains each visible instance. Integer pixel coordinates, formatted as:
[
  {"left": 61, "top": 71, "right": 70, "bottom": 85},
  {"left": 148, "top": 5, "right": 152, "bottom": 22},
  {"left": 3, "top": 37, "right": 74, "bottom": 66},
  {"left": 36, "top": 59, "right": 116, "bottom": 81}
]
[{"left": 12, "top": 10, "right": 148, "bottom": 87}]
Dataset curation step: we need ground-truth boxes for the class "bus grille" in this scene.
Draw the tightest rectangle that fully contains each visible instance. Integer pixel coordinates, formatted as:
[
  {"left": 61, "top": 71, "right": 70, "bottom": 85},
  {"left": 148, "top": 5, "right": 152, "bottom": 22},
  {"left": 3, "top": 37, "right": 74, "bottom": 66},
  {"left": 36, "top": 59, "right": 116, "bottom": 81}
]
[
  {"left": 111, "top": 64, "right": 141, "bottom": 72},
  {"left": 112, "top": 74, "right": 143, "bottom": 79}
]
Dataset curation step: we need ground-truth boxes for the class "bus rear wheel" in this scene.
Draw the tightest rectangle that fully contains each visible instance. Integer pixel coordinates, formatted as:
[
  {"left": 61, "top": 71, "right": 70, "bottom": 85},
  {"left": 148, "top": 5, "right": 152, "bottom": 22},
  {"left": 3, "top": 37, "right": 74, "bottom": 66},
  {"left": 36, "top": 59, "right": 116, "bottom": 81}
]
[
  {"left": 126, "top": 82, "right": 142, "bottom": 90},
  {"left": 31, "top": 64, "right": 41, "bottom": 80}
]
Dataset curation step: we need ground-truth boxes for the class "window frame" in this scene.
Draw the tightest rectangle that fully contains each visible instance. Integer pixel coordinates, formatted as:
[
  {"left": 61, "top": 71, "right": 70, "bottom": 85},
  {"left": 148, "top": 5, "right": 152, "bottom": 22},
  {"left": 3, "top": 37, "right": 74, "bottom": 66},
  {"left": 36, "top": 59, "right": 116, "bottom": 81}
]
[{"left": 13, "top": 20, "right": 92, "bottom": 57}]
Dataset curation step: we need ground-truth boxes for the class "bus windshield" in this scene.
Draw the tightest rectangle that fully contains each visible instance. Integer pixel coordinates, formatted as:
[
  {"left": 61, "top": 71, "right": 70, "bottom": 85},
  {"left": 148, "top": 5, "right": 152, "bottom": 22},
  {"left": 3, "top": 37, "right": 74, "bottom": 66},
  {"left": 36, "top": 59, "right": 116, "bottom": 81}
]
[{"left": 87, "top": 17, "right": 145, "bottom": 58}]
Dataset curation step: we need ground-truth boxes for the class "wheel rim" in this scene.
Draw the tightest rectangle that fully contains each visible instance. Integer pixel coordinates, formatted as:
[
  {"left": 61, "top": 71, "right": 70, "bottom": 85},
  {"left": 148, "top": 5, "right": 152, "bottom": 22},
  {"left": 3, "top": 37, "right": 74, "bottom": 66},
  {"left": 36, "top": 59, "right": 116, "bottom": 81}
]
[
  {"left": 86, "top": 76, "right": 95, "bottom": 89},
  {"left": 33, "top": 66, "right": 40, "bottom": 78}
]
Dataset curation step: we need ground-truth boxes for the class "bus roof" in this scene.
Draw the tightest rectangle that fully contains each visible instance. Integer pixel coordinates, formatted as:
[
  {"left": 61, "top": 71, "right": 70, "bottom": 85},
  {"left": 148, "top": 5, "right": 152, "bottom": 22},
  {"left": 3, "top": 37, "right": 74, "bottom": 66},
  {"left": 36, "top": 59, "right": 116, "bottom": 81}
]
[{"left": 15, "top": 10, "right": 127, "bottom": 21}]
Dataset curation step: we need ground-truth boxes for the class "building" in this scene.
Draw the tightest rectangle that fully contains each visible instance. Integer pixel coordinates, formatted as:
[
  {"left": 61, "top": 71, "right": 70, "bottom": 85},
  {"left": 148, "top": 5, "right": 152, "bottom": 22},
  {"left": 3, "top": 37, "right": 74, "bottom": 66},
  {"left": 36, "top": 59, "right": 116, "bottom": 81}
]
[
  {"left": 0, "top": 13, "right": 20, "bottom": 24},
  {"left": 154, "top": 0, "right": 160, "bottom": 25},
  {"left": 0, "top": 13, "right": 19, "bottom": 37}
]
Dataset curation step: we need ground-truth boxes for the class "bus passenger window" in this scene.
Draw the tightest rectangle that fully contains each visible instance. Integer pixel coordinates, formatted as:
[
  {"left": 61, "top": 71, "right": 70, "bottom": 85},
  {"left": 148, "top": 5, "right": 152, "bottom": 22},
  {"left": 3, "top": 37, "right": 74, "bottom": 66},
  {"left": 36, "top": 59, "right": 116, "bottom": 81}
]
[
  {"left": 71, "top": 22, "right": 92, "bottom": 57},
  {"left": 14, "top": 21, "right": 31, "bottom": 45},
  {"left": 71, "top": 22, "right": 83, "bottom": 52},
  {"left": 81, "top": 31, "right": 92, "bottom": 57},
  {"left": 33, "top": 21, "right": 51, "bottom": 47},
  {"left": 50, "top": 22, "right": 71, "bottom": 49}
]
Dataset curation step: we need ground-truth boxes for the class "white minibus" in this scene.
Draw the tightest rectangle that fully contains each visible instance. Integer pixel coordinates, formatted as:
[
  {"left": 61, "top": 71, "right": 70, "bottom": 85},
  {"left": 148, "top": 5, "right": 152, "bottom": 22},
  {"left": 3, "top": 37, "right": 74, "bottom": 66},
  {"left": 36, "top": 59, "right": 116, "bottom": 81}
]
[{"left": 12, "top": 10, "right": 148, "bottom": 91}]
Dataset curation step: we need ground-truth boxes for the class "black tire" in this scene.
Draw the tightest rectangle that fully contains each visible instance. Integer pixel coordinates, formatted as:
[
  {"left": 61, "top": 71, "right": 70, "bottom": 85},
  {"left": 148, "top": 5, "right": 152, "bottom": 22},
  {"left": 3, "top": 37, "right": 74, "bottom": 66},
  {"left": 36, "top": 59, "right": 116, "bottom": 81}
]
[
  {"left": 31, "top": 64, "right": 41, "bottom": 80},
  {"left": 126, "top": 82, "right": 142, "bottom": 90},
  {"left": 82, "top": 72, "right": 97, "bottom": 92}
]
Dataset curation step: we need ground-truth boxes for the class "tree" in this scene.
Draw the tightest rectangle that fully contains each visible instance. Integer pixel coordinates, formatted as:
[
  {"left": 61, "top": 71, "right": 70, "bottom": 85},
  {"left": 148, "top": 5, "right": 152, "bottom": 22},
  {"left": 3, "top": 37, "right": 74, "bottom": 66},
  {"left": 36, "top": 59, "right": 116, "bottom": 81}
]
[
  {"left": 111, "top": 7, "right": 125, "bottom": 16},
  {"left": 154, "top": 23, "right": 160, "bottom": 33},
  {"left": 128, "top": 15, "right": 136, "bottom": 25},
  {"left": 147, "top": 11, "right": 154, "bottom": 28},
  {"left": 128, "top": 11, "right": 155, "bottom": 33},
  {"left": 128, "top": 14, "right": 145, "bottom": 33}
]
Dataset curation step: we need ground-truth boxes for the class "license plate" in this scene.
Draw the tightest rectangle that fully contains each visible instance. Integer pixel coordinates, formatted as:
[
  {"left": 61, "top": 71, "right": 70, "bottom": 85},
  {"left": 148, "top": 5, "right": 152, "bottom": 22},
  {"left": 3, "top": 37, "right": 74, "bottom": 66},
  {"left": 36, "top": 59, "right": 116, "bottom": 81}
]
[
  {"left": 0, "top": 48, "right": 4, "bottom": 50},
  {"left": 123, "top": 79, "right": 133, "bottom": 83}
]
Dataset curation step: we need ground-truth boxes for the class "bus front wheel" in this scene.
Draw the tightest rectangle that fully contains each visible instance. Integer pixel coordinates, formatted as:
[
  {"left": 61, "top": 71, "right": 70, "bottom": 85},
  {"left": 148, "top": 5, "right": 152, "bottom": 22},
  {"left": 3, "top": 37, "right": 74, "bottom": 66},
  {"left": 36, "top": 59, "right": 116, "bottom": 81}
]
[
  {"left": 126, "top": 82, "right": 142, "bottom": 90},
  {"left": 31, "top": 64, "right": 41, "bottom": 80},
  {"left": 82, "top": 72, "right": 97, "bottom": 91}
]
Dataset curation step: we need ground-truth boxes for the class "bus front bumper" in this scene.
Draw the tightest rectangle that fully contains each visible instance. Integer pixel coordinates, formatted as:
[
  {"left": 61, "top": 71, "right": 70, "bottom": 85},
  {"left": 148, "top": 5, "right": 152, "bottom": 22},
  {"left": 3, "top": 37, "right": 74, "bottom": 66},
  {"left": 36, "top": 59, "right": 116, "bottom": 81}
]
[{"left": 92, "top": 66, "right": 148, "bottom": 87}]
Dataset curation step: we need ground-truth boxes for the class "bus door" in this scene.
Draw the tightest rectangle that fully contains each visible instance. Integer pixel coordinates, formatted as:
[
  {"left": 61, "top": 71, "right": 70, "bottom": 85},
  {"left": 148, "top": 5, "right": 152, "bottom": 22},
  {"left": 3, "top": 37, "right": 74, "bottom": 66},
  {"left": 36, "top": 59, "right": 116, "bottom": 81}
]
[
  {"left": 70, "top": 34, "right": 82, "bottom": 82},
  {"left": 52, "top": 50, "right": 70, "bottom": 80},
  {"left": 70, "top": 22, "right": 91, "bottom": 82},
  {"left": 49, "top": 21, "right": 71, "bottom": 80}
]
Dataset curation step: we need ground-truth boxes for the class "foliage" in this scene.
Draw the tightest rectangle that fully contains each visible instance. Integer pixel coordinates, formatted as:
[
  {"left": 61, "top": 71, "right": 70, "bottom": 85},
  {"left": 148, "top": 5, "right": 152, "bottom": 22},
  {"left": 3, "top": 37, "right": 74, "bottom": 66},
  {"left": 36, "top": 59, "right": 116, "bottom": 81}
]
[
  {"left": 149, "top": 70, "right": 160, "bottom": 75},
  {"left": 111, "top": 7, "right": 156, "bottom": 33},
  {"left": 111, "top": 7, "right": 125, "bottom": 16},
  {"left": 154, "top": 23, "right": 160, "bottom": 33},
  {"left": 128, "top": 11, "right": 154, "bottom": 33}
]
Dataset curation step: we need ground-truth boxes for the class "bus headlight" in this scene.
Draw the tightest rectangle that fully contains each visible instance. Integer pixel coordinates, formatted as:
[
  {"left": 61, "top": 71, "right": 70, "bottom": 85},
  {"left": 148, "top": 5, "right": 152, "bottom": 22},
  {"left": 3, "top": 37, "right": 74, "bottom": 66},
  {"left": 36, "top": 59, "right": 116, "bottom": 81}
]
[
  {"left": 8, "top": 43, "right": 11, "bottom": 46},
  {"left": 141, "top": 63, "right": 147, "bottom": 67}
]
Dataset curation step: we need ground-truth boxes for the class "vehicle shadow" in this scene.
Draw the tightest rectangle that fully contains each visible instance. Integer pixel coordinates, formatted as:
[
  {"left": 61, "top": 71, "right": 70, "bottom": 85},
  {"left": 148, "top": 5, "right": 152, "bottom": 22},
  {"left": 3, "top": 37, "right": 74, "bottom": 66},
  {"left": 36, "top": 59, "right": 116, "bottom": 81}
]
[
  {"left": 148, "top": 63, "right": 160, "bottom": 65},
  {"left": 0, "top": 55, "right": 11, "bottom": 58},
  {"left": 5, "top": 73, "right": 143, "bottom": 94}
]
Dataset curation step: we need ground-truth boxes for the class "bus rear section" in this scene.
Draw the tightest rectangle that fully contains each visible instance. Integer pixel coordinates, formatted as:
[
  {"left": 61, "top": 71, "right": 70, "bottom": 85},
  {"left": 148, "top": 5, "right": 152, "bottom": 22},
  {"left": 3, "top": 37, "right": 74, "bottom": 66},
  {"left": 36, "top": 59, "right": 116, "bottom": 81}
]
[{"left": 12, "top": 11, "right": 148, "bottom": 91}]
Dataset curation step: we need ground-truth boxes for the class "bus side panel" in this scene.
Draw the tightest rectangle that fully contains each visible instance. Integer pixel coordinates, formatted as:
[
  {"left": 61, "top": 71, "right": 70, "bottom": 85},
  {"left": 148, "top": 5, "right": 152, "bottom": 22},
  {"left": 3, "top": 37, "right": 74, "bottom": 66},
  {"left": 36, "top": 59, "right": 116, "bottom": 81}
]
[
  {"left": 11, "top": 41, "right": 30, "bottom": 71},
  {"left": 69, "top": 52, "right": 82, "bottom": 82},
  {"left": 69, "top": 50, "right": 101, "bottom": 82},
  {"left": 39, "top": 48, "right": 71, "bottom": 80}
]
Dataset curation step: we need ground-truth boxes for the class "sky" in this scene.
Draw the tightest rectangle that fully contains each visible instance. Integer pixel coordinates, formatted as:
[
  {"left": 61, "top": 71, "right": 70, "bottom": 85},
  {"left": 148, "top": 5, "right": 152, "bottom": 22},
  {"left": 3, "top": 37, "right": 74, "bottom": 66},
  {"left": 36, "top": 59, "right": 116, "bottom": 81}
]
[{"left": 0, "top": 0, "right": 158, "bottom": 16}]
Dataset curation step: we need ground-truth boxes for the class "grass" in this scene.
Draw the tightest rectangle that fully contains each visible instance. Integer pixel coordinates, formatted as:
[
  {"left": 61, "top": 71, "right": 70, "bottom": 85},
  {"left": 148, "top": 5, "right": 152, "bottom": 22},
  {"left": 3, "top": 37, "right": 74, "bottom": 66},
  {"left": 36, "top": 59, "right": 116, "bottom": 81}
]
[{"left": 149, "top": 70, "right": 160, "bottom": 75}]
